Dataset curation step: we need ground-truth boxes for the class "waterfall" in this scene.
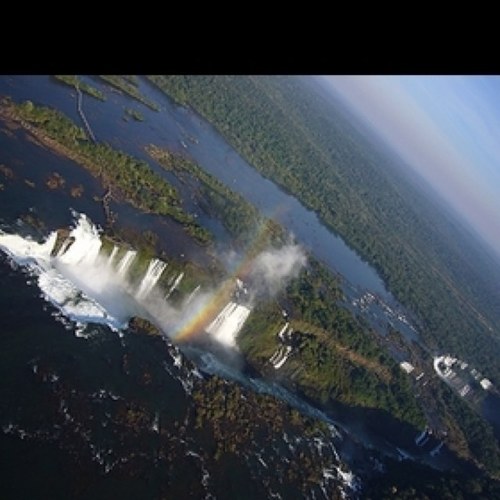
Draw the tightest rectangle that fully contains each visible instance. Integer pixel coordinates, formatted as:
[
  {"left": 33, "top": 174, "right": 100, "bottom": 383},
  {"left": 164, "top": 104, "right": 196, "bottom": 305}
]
[
  {"left": 136, "top": 258, "right": 167, "bottom": 299},
  {"left": 107, "top": 245, "right": 119, "bottom": 268},
  {"left": 206, "top": 301, "right": 251, "bottom": 348},
  {"left": 0, "top": 229, "right": 57, "bottom": 268},
  {"left": 57, "top": 214, "right": 102, "bottom": 267},
  {"left": 1, "top": 211, "right": 257, "bottom": 345},
  {"left": 0, "top": 214, "right": 130, "bottom": 331},
  {"left": 56, "top": 237, "right": 73, "bottom": 258},
  {"left": 165, "top": 272, "right": 184, "bottom": 300},
  {"left": 185, "top": 285, "right": 201, "bottom": 305},
  {"left": 116, "top": 250, "right": 137, "bottom": 279}
]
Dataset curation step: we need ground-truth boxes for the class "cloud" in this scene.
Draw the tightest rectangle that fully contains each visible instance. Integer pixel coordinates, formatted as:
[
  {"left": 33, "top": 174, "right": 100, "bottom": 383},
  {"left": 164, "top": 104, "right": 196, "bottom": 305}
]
[{"left": 248, "top": 244, "right": 307, "bottom": 297}]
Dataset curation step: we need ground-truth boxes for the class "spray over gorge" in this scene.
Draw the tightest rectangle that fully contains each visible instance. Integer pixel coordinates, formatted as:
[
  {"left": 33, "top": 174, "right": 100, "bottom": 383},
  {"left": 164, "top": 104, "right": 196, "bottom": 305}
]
[
  {"left": 0, "top": 212, "right": 306, "bottom": 349},
  {"left": 0, "top": 212, "right": 356, "bottom": 498}
]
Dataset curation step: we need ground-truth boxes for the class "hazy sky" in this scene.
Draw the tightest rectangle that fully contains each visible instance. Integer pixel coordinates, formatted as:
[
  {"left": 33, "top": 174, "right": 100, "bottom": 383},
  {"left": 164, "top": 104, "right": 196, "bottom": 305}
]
[{"left": 322, "top": 75, "right": 500, "bottom": 257}]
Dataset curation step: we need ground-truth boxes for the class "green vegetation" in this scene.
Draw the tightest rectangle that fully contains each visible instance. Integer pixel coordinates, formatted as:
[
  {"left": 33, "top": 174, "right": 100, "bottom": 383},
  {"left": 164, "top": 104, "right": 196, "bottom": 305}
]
[
  {"left": 99, "top": 230, "right": 218, "bottom": 304},
  {"left": 148, "top": 75, "right": 500, "bottom": 389},
  {"left": 99, "top": 75, "right": 159, "bottom": 111},
  {"left": 128, "top": 316, "right": 161, "bottom": 336},
  {"left": 122, "top": 75, "right": 139, "bottom": 87},
  {"left": 147, "top": 144, "right": 278, "bottom": 244},
  {"left": 53, "top": 75, "right": 106, "bottom": 101},
  {"left": 240, "top": 258, "right": 500, "bottom": 472},
  {"left": 438, "top": 382, "right": 500, "bottom": 475},
  {"left": 239, "top": 260, "right": 426, "bottom": 430},
  {"left": 124, "top": 107, "right": 144, "bottom": 122},
  {"left": 0, "top": 97, "right": 210, "bottom": 245}
]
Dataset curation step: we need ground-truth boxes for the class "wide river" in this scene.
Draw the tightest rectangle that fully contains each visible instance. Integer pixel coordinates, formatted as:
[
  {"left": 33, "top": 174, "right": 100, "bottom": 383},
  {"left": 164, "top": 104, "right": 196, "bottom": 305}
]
[{"left": 0, "top": 76, "right": 391, "bottom": 292}]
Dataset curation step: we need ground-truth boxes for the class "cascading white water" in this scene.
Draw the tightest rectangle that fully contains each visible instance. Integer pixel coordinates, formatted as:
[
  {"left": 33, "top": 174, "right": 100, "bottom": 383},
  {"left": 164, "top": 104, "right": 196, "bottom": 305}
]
[
  {"left": 206, "top": 301, "right": 251, "bottom": 348},
  {"left": 107, "top": 245, "right": 119, "bottom": 268},
  {"left": 0, "top": 212, "right": 253, "bottom": 351},
  {"left": 56, "top": 237, "right": 73, "bottom": 258},
  {"left": 185, "top": 285, "right": 201, "bottom": 306},
  {"left": 136, "top": 258, "right": 167, "bottom": 299},
  {"left": 116, "top": 250, "right": 137, "bottom": 279},
  {"left": 0, "top": 213, "right": 157, "bottom": 332},
  {"left": 0, "top": 230, "right": 57, "bottom": 271},
  {"left": 57, "top": 214, "right": 102, "bottom": 267},
  {"left": 165, "top": 272, "right": 184, "bottom": 299}
]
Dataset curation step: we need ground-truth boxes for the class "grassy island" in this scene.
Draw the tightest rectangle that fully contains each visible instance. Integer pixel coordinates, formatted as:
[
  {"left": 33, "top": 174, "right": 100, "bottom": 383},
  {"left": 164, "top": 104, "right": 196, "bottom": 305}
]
[
  {"left": 53, "top": 75, "right": 106, "bottom": 101},
  {"left": 99, "top": 75, "right": 159, "bottom": 111},
  {"left": 0, "top": 97, "right": 211, "bottom": 245},
  {"left": 146, "top": 144, "right": 281, "bottom": 244}
]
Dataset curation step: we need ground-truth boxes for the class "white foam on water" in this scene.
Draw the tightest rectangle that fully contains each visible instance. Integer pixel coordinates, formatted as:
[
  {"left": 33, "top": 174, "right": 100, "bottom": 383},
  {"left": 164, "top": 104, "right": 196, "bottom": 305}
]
[
  {"left": 0, "top": 230, "right": 57, "bottom": 269},
  {"left": 37, "top": 268, "right": 124, "bottom": 329},
  {"left": 0, "top": 213, "right": 144, "bottom": 333}
]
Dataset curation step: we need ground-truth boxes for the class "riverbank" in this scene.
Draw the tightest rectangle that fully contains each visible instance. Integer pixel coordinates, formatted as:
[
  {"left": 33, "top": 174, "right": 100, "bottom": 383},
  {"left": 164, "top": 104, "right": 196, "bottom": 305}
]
[{"left": 0, "top": 96, "right": 211, "bottom": 245}]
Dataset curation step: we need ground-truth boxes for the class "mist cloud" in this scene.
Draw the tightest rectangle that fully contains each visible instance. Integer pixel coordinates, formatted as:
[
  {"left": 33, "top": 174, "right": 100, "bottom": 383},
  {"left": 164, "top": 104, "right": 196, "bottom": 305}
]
[
  {"left": 0, "top": 213, "right": 308, "bottom": 353},
  {"left": 248, "top": 244, "right": 307, "bottom": 297}
]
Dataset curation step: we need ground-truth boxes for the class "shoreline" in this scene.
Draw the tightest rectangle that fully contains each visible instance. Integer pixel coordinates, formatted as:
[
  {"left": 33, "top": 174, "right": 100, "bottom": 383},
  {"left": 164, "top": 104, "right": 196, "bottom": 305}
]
[{"left": 0, "top": 97, "right": 211, "bottom": 246}]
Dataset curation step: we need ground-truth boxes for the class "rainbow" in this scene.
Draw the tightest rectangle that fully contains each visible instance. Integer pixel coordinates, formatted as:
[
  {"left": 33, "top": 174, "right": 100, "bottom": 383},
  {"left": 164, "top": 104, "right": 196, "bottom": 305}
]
[{"left": 172, "top": 217, "right": 280, "bottom": 343}]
